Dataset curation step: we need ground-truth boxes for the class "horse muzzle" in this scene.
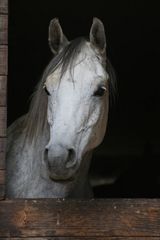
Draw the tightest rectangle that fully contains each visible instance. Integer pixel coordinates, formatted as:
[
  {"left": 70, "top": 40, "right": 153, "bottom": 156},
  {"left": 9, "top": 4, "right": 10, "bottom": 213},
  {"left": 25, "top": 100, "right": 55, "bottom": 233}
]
[{"left": 44, "top": 147, "right": 80, "bottom": 181}]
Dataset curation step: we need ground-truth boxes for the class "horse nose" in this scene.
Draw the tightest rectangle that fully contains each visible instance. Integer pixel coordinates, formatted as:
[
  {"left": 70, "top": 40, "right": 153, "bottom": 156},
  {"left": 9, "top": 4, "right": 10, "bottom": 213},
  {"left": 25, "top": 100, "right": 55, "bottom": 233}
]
[{"left": 45, "top": 146, "right": 77, "bottom": 169}]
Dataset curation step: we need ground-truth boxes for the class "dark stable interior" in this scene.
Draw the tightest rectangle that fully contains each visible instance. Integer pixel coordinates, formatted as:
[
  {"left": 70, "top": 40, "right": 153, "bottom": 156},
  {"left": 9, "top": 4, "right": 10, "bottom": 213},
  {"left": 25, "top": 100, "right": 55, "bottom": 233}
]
[{"left": 8, "top": 0, "right": 160, "bottom": 197}]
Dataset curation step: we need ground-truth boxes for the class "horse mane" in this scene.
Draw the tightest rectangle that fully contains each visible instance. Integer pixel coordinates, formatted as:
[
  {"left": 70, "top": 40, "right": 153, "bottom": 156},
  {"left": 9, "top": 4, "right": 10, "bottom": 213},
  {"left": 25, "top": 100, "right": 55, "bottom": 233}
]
[{"left": 24, "top": 37, "right": 116, "bottom": 143}]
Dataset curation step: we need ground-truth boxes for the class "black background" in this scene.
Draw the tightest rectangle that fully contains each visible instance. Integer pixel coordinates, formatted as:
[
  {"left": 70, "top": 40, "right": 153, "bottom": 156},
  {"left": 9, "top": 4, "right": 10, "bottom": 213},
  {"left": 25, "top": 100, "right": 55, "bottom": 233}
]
[{"left": 8, "top": 0, "right": 160, "bottom": 197}]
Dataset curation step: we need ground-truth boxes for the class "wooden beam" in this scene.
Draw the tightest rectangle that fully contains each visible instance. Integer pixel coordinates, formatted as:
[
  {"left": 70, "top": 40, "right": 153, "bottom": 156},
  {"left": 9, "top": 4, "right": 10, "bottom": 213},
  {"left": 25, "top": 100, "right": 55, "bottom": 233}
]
[
  {"left": 0, "top": 138, "right": 5, "bottom": 199},
  {"left": 0, "top": 46, "right": 8, "bottom": 75},
  {"left": 0, "top": 0, "right": 7, "bottom": 201},
  {"left": 0, "top": 107, "right": 6, "bottom": 137},
  {"left": 0, "top": 138, "right": 6, "bottom": 169},
  {"left": 0, "top": 199, "right": 160, "bottom": 237},
  {"left": 0, "top": 238, "right": 160, "bottom": 240},
  {"left": 0, "top": 0, "right": 8, "bottom": 14},
  {"left": 0, "top": 14, "right": 8, "bottom": 45},
  {"left": 0, "top": 76, "right": 7, "bottom": 106}
]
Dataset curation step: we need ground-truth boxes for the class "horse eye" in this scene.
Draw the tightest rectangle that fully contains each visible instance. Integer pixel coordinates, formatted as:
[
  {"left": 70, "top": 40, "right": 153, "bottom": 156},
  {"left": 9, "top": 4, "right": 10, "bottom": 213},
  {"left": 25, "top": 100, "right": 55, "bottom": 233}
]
[
  {"left": 43, "top": 85, "right": 50, "bottom": 96},
  {"left": 94, "top": 86, "right": 106, "bottom": 97}
]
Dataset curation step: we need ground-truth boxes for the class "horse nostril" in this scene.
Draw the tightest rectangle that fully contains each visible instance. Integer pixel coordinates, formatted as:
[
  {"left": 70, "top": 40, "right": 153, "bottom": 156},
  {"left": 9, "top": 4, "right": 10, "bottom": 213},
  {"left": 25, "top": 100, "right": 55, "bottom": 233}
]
[
  {"left": 45, "top": 148, "right": 49, "bottom": 155},
  {"left": 44, "top": 148, "right": 49, "bottom": 163},
  {"left": 66, "top": 148, "right": 76, "bottom": 168},
  {"left": 68, "top": 148, "right": 74, "bottom": 156}
]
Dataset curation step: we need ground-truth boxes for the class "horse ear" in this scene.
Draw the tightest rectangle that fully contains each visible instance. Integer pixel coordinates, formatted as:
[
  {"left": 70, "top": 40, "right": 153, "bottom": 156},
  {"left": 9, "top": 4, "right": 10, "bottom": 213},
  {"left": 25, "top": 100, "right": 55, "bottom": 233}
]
[
  {"left": 48, "top": 18, "right": 69, "bottom": 55},
  {"left": 90, "top": 18, "right": 106, "bottom": 54}
]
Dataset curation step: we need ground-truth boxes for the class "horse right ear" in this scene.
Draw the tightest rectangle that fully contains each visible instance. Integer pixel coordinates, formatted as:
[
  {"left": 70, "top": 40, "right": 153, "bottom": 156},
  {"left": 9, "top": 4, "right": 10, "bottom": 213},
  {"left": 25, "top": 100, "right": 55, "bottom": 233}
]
[{"left": 48, "top": 18, "right": 69, "bottom": 55}]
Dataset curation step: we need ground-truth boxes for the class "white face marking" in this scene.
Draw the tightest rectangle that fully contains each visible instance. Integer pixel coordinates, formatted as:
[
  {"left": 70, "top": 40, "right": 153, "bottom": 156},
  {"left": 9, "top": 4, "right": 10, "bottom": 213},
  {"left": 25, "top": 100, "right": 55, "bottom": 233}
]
[{"left": 44, "top": 42, "right": 109, "bottom": 179}]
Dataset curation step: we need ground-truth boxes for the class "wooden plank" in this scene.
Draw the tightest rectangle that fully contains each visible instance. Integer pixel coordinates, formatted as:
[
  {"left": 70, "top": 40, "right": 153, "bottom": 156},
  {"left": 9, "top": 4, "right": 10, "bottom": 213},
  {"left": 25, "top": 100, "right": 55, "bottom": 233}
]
[
  {"left": 0, "top": 107, "right": 6, "bottom": 137},
  {"left": 0, "top": 138, "right": 6, "bottom": 169},
  {"left": 0, "top": 138, "right": 5, "bottom": 199},
  {"left": 0, "top": 14, "right": 8, "bottom": 45},
  {"left": 0, "top": 237, "right": 159, "bottom": 240},
  {"left": 0, "top": 199, "right": 160, "bottom": 237},
  {"left": 0, "top": 0, "right": 8, "bottom": 14},
  {"left": 0, "top": 45, "right": 8, "bottom": 75},
  {"left": 0, "top": 76, "right": 7, "bottom": 106}
]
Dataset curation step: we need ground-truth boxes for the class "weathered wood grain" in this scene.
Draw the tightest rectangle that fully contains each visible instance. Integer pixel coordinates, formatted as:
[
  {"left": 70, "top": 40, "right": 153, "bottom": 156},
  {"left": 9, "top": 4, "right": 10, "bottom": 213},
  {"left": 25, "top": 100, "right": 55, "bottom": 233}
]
[
  {"left": 0, "top": 76, "right": 6, "bottom": 106},
  {"left": 0, "top": 45, "right": 8, "bottom": 75},
  {"left": 0, "top": 0, "right": 8, "bottom": 14},
  {"left": 0, "top": 199, "right": 160, "bottom": 237},
  {"left": 0, "top": 137, "right": 6, "bottom": 169},
  {"left": 0, "top": 139, "right": 5, "bottom": 199},
  {"left": 0, "top": 14, "right": 8, "bottom": 45},
  {"left": 0, "top": 238, "right": 160, "bottom": 240},
  {"left": 0, "top": 1, "right": 7, "bottom": 201},
  {"left": 0, "top": 107, "right": 6, "bottom": 137}
]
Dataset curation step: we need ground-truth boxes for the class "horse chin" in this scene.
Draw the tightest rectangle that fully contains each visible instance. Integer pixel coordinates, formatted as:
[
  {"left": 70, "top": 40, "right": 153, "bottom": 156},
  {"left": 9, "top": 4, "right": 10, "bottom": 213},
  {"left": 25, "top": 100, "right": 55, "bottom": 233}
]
[
  {"left": 47, "top": 156, "right": 81, "bottom": 183},
  {"left": 49, "top": 171, "right": 77, "bottom": 183},
  {"left": 49, "top": 175, "right": 75, "bottom": 183}
]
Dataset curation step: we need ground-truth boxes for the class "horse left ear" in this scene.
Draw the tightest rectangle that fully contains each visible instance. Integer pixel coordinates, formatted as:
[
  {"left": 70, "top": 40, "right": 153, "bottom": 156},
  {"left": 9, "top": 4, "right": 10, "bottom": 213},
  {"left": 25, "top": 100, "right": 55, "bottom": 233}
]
[
  {"left": 48, "top": 18, "right": 69, "bottom": 55},
  {"left": 90, "top": 18, "right": 106, "bottom": 54}
]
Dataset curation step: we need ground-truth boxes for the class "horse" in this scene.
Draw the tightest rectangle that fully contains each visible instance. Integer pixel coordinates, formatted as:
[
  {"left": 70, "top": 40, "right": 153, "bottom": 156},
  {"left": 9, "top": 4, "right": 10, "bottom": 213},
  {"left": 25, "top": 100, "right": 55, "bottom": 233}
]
[{"left": 6, "top": 17, "right": 116, "bottom": 198}]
